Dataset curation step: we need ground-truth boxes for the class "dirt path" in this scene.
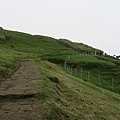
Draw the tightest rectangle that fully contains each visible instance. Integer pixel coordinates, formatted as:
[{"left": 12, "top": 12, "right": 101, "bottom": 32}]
[{"left": 0, "top": 60, "right": 44, "bottom": 120}]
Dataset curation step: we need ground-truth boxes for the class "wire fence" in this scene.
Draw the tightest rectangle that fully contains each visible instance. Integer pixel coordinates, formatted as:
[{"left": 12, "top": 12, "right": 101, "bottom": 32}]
[{"left": 64, "top": 53, "right": 120, "bottom": 94}]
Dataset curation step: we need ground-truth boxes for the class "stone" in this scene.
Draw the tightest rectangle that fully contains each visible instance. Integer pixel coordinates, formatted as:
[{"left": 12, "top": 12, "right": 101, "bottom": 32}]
[{"left": 49, "top": 76, "right": 59, "bottom": 83}]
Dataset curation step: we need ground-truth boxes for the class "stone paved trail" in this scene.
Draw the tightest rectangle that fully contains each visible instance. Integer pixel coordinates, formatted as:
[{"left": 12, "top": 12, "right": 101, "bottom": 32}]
[{"left": 0, "top": 60, "right": 44, "bottom": 120}]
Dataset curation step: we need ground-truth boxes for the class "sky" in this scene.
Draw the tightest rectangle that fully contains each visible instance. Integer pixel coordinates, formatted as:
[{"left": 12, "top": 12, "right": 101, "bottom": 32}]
[{"left": 0, "top": 0, "right": 120, "bottom": 55}]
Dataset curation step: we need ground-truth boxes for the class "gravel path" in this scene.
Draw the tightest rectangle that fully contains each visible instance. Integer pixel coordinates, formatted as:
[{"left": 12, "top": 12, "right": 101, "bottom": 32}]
[{"left": 0, "top": 60, "right": 43, "bottom": 120}]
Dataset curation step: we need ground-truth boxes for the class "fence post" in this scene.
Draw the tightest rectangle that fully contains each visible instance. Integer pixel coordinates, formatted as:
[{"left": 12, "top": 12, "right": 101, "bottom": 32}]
[
  {"left": 80, "top": 68, "right": 83, "bottom": 78},
  {"left": 112, "top": 78, "right": 114, "bottom": 92},
  {"left": 99, "top": 75, "right": 101, "bottom": 86},
  {"left": 67, "top": 65, "right": 69, "bottom": 73},
  {"left": 66, "top": 64, "right": 68, "bottom": 72},
  {"left": 64, "top": 62, "right": 66, "bottom": 69},
  {"left": 88, "top": 71, "right": 90, "bottom": 81},
  {"left": 71, "top": 67, "right": 73, "bottom": 75},
  {"left": 68, "top": 66, "right": 70, "bottom": 73},
  {"left": 75, "top": 68, "right": 77, "bottom": 76},
  {"left": 64, "top": 59, "right": 67, "bottom": 69}
]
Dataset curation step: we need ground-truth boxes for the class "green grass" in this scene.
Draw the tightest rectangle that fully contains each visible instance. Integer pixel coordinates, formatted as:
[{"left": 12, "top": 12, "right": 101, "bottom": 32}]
[
  {"left": 33, "top": 59, "right": 120, "bottom": 119},
  {"left": 58, "top": 39, "right": 104, "bottom": 55},
  {"left": 64, "top": 55, "right": 120, "bottom": 93},
  {"left": 2, "top": 30, "right": 75, "bottom": 56},
  {"left": 0, "top": 28, "right": 120, "bottom": 119},
  {"left": 0, "top": 47, "right": 20, "bottom": 81},
  {"left": 0, "top": 29, "right": 76, "bottom": 82},
  {"left": 75, "top": 56, "right": 114, "bottom": 65},
  {"left": 1, "top": 28, "right": 120, "bottom": 93}
]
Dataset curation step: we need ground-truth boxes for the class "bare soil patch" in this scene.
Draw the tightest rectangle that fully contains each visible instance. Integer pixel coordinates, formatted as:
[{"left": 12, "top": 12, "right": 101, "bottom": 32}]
[{"left": 0, "top": 60, "right": 44, "bottom": 120}]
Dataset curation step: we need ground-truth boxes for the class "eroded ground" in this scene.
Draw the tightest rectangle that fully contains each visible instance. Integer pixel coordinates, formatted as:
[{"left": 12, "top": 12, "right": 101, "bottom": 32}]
[{"left": 0, "top": 60, "right": 44, "bottom": 120}]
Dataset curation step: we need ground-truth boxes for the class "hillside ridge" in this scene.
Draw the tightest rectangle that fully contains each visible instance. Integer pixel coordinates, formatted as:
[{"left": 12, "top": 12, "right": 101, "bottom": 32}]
[
  {"left": 0, "top": 27, "right": 120, "bottom": 119},
  {"left": 0, "top": 28, "right": 103, "bottom": 54}
]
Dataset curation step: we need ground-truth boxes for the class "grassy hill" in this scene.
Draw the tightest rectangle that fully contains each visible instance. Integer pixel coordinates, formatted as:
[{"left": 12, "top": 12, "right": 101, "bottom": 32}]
[
  {"left": 58, "top": 38, "right": 104, "bottom": 55},
  {"left": 0, "top": 28, "right": 120, "bottom": 119}
]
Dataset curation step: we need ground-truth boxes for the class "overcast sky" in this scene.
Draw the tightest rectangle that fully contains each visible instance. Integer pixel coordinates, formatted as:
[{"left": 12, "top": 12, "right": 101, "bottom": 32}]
[{"left": 0, "top": 0, "right": 120, "bottom": 55}]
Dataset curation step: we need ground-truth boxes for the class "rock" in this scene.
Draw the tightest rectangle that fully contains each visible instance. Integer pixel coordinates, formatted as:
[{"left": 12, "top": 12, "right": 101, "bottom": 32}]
[{"left": 49, "top": 76, "right": 59, "bottom": 83}]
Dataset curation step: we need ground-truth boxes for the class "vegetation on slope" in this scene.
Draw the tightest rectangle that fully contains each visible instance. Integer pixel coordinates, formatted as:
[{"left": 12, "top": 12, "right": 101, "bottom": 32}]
[
  {"left": 65, "top": 55, "right": 120, "bottom": 93},
  {"left": 0, "top": 27, "right": 7, "bottom": 40},
  {"left": 0, "top": 28, "right": 120, "bottom": 119},
  {"left": 58, "top": 38, "right": 104, "bottom": 55},
  {"left": 0, "top": 28, "right": 120, "bottom": 93},
  {"left": 33, "top": 59, "right": 120, "bottom": 119}
]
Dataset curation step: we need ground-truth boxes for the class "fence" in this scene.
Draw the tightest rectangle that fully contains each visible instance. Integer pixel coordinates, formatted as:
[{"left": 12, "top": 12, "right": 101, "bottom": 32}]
[{"left": 64, "top": 53, "right": 120, "bottom": 94}]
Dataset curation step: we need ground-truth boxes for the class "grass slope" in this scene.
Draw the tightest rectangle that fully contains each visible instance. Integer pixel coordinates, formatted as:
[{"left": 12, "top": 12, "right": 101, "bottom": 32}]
[
  {"left": 58, "top": 38, "right": 104, "bottom": 55},
  {"left": 66, "top": 55, "right": 120, "bottom": 93},
  {"left": 33, "top": 59, "right": 120, "bottom": 119},
  {"left": 0, "top": 28, "right": 120, "bottom": 119}
]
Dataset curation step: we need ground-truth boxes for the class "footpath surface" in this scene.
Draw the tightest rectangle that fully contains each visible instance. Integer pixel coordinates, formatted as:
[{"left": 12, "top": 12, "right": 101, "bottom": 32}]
[{"left": 0, "top": 60, "right": 43, "bottom": 120}]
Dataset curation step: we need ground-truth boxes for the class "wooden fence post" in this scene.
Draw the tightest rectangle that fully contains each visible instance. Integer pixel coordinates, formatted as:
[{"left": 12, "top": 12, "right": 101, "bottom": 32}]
[
  {"left": 99, "top": 75, "right": 101, "bottom": 86},
  {"left": 112, "top": 78, "right": 114, "bottom": 92},
  {"left": 75, "top": 68, "right": 77, "bottom": 76},
  {"left": 71, "top": 67, "right": 73, "bottom": 75},
  {"left": 80, "top": 68, "right": 83, "bottom": 78},
  {"left": 88, "top": 71, "right": 90, "bottom": 81}
]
